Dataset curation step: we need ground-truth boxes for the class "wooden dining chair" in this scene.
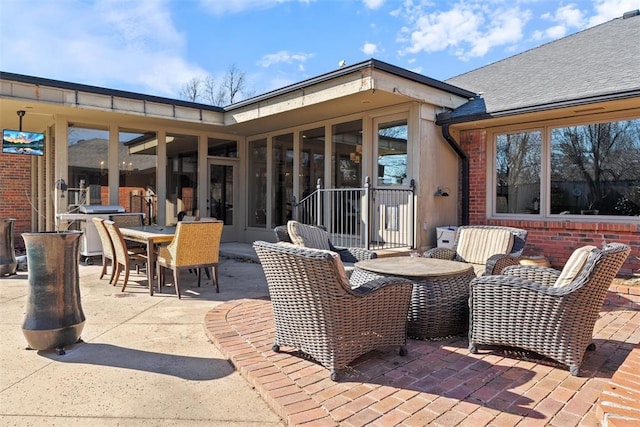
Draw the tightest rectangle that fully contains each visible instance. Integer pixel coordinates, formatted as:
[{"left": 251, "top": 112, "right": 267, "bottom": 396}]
[
  {"left": 111, "top": 213, "right": 146, "bottom": 250},
  {"left": 103, "top": 220, "right": 147, "bottom": 292},
  {"left": 92, "top": 217, "right": 116, "bottom": 284},
  {"left": 156, "top": 221, "right": 224, "bottom": 298}
]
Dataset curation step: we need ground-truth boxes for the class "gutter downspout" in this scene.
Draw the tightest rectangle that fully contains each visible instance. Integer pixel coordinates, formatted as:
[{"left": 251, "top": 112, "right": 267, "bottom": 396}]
[{"left": 441, "top": 124, "right": 469, "bottom": 225}]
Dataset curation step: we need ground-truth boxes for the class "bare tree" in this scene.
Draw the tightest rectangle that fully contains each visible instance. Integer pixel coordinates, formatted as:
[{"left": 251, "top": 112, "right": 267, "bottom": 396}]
[
  {"left": 179, "top": 64, "right": 254, "bottom": 106},
  {"left": 180, "top": 77, "right": 202, "bottom": 102},
  {"left": 224, "top": 64, "right": 245, "bottom": 104},
  {"left": 202, "top": 75, "right": 222, "bottom": 106}
]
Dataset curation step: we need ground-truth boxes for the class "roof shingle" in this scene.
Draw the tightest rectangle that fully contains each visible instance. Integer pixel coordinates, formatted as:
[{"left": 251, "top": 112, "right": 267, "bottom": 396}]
[{"left": 443, "top": 11, "right": 640, "bottom": 120}]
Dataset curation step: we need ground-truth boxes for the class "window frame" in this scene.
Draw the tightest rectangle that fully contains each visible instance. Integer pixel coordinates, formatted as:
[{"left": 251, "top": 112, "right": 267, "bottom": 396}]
[
  {"left": 373, "top": 112, "right": 411, "bottom": 188},
  {"left": 488, "top": 113, "right": 640, "bottom": 222}
]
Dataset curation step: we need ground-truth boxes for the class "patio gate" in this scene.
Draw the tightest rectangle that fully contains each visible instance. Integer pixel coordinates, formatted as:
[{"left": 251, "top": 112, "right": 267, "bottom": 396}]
[{"left": 294, "top": 177, "right": 415, "bottom": 250}]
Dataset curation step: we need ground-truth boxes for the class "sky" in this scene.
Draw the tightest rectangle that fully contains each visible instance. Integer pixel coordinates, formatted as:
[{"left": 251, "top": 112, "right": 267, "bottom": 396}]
[{"left": 0, "top": 0, "right": 637, "bottom": 104}]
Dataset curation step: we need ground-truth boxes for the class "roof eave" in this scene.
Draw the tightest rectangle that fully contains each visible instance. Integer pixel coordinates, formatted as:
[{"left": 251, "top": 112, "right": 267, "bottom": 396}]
[
  {"left": 436, "top": 89, "right": 640, "bottom": 126},
  {"left": 0, "top": 71, "right": 225, "bottom": 113},
  {"left": 225, "top": 58, "right": 476, "bottom": 111}
]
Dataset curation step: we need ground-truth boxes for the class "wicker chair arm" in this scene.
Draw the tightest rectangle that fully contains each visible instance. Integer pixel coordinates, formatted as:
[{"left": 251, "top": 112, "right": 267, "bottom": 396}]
[
  {"left": 470, "top": 274, "right": 565, "bottom": 296},
  {"left": 501, "top": 265, "right": 561, "bottom": 286},
  {"left": 334, "top": 246, "right": 378, "bottom": 263},
  {"left": 349, "top": 277, "right": 413, "bottom": 296},
  {"left": 485, "top": 254, "right": 522, "bottom": 275},
  {"left": 422, "top": 247, "right": 456, "bottom": 260}
]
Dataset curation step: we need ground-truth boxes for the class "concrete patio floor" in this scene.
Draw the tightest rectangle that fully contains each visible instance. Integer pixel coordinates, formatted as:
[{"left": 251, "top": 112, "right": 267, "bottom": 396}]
[
  {"left": 1, "top": 243, "right": 638, "bottom": 426},
  {"left": 0, "top": 248, "right": 283, "bottom": 426}
]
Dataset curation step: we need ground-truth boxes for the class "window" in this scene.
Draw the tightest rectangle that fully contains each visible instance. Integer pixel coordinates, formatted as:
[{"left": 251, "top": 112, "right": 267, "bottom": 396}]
[
  {"left": 492, "top": 118, "right": 640, "bottom": 218},
  {"left": 300, "top": 127, "right": 324, "bottom": 198},
  {"left": 495, "top": 131, "right": 541, "bottom": 214},
  {"left": 207, "top": 138, "right": 237, "bottom": 157},
  {"left": 332, "top": 120, "right": 362, "bottom": 188},
  {"left": 299, "top": 127, "right": 325, "bottom": 224},
  {"left": 271, "top": 133, "right": 294, "bottom": 227},
  {"left": 377, "top": 119, "right": 408, "bottom": 186},
  {"left": 165, "top": 133, "right": 198, "bottom": 223},
  {"left": 119, "top": 129, "right": 157, "bottom": 223},
  {"left": 67, "top": 125, "right": 109, "bottom": 208},
  {"left": 550, "top": 120, "right": 640, "bottom": 216},
  {"left": 248, "top": 139, "right": 267, "bottom": 227}
]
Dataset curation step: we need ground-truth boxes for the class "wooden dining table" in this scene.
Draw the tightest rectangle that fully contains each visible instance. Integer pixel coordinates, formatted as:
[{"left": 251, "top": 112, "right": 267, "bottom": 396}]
[{"left": 119, "top": 225, "right": 176, "bottom": 295}]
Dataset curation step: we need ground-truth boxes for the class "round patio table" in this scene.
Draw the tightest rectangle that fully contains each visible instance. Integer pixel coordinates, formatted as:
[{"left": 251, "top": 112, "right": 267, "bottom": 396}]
[{"left": 352, "top": 257, "right": 475, "bottom": 339}]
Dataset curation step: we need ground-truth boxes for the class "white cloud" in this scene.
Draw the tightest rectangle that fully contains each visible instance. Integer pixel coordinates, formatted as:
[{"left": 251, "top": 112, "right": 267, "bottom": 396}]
[
  {"left": 588, "top": 0, "right": 639, "bottom": 25},
  {"left": 363, "top": 0, "right": 385, "bottom": 10},
  {"left": 467, "top": 8, "right": 530, "bottom": 58},
  {"left": 397, "top": 3, "right": 529, "bottom": 60},
  {"left": 400, "top": 6, "right": 483, "bottom": 54},
  {"left": 257, "top": 51, "right": 314, "bottom": 67},
  {"left": 555, "top": 4, "right": 586, "bottom": 27},
  {"left": 534, "top": 4, "right": 585, "bottom": 41},
  {"left": 541, "top": 25, "right": 568, "bottom": 39},
  {"left": 0, "top": 0, "right": 205, "bottom": 97},
  {"left": 533, "top": 0, "right": 634, "bottom": 42},
  {"left": 199, "top": 0, "right": 311, "bottom": 15},
  {"left": 362, "top": 42, "right": 378, "bottom": 56}
]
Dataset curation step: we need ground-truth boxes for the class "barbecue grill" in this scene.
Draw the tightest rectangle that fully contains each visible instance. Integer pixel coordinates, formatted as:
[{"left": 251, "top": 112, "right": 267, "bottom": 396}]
[{"left": 56, "top": 206, "right": 144, "bottom": 263}]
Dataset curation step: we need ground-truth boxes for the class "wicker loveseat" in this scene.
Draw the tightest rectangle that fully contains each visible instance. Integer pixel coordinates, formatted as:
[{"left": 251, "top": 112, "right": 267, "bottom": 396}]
[
  {"left": 468, "top": 242, "right": 630, "bottom": 376},
  {"left": 274, "top": 220, "right": 377, "bottom": 276},
  {"left": 423, "top": 225, "right": 528, "bottom": 276},
  {"left": 253, "top": 240, "right": 413, "bottom": 381}
]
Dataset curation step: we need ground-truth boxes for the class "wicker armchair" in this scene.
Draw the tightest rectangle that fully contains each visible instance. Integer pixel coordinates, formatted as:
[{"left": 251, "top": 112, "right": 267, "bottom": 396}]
[
  {"left": 423, "top": 225, "right": 528, "bottom": 275},
  {"left": 157, "top": 221, "right": 223, "bottom": 298},
  {"left": 468, "top": 242, "right": 630, "bottom": 376},
  {"left": 253, "top": 240, "right": 413, "bottom": 381},
  {"left": 103, "top": 220, "right": 147, "bottom": 291},
  {"left": 274, "top": 222, "right": 376, "bottom": 275}
]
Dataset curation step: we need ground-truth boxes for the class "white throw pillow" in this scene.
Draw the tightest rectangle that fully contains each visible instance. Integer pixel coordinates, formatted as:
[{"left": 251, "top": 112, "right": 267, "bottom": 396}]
[
  {"left": 287, "top": 220, "right": 331, "bottom": 251},
  {"left": 553, "top": 245, "right": 597, "bottom": 288}
]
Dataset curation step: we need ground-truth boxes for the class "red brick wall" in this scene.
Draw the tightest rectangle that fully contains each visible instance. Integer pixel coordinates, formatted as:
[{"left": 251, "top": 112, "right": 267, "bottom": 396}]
[
  {"left": 460, "top": 130, "right": 639, "bottom": 276},
  {"left": 0, "top": 153, "right": 33, "bottom": 251}
]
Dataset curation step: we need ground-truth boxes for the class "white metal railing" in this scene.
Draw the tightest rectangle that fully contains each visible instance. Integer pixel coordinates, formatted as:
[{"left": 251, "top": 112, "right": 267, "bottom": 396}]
[{"left": 294, "top": 177, "right": 415, "bottom": 250}]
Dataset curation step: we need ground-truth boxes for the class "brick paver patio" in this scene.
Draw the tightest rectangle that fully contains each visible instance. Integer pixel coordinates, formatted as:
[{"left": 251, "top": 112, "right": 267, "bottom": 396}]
[{"left": 204, "top": 287, "right": 639, "bottom": 426}]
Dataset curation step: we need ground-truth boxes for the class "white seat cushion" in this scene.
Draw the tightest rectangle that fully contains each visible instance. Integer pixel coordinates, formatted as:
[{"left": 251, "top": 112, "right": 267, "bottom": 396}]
[
  {"left": 553, "top": 245, "right": 597, "bottom": 288},
  {"left": 287, "top": 220, "right": 331, "bottom": 251},
  {"left": 456, "top": 228, "right": 514, "bottom": 265}
]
